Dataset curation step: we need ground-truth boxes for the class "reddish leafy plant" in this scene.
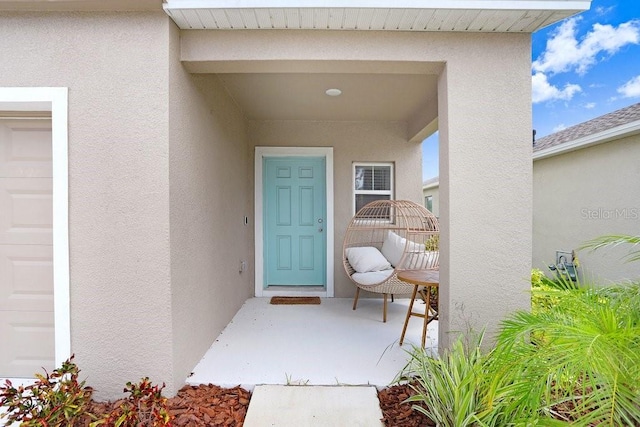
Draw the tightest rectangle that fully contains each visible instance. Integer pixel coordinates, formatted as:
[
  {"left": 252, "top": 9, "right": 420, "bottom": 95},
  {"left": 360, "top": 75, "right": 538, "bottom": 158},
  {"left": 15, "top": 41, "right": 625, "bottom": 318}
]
[
  {"left": 0, "top": 355, "right": 94, "bottom": 426},
  {"left": 92, "top": 377, "right": 172, "bottom": 427}
]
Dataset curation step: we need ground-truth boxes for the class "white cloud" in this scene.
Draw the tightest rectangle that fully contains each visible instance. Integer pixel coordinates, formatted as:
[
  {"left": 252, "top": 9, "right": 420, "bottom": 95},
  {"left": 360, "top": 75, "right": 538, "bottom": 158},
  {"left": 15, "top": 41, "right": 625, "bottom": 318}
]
[
  {"left": 584, "top": 102, "right": 596, "bottom": 109},
  {"left": 595, "top": 6, "right": 615, "bottom": 16},
  {"left": 532, "top": 72, "right": 582, "bottom": 103},
  {"left": 553, "top": 124, "right": 568, "bottom": 132},
  {"left": 617, "top": 75, "right": 640, "bottom": 98},
  {"left": 533, "top": 17, "right": 640, "bottom": 75}
]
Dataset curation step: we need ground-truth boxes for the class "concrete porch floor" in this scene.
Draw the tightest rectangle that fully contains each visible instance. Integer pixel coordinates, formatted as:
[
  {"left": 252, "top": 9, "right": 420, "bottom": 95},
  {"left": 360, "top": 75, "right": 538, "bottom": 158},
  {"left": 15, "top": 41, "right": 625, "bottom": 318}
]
[{"left": 187, "top": 297, "right": 437, "bottom": 391}]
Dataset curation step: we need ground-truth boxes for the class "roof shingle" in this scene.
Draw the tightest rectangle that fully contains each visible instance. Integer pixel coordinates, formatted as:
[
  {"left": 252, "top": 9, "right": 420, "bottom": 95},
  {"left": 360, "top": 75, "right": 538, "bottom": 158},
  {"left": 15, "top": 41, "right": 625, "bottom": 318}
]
[{"left": 533, "top": 102, "right": 640, "bottom": 152}]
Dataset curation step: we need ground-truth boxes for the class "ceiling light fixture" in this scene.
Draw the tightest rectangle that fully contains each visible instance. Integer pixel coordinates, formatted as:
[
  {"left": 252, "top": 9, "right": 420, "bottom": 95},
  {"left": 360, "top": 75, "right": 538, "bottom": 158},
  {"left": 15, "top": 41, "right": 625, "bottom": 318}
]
[{"left": 325, "top": 88, "right": 342, "bottom": 97}]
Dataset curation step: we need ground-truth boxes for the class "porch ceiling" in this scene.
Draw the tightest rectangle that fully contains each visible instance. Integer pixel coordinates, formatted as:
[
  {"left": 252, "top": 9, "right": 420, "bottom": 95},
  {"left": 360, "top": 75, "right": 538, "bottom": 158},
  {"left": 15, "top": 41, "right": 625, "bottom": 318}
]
[
  {"left": 168, "top": 1, "right": 589, "bottom": 136},
  {"left": 215, "top": 72, "right": 438, "bottom": 122},
  {"left": 163, "top": 1, "right": 589, "bottom": 32}
]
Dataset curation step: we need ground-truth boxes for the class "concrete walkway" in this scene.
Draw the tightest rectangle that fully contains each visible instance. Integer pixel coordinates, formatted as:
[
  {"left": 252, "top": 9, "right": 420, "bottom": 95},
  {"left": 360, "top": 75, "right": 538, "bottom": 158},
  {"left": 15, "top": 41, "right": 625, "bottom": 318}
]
[
  {"left": 188, "top": 297, "right": 437, "bottom": 426},
  {"left": 188, "top": 298, "right": 437, "bottom": 390},
  {"left": 244, "top": 385, "right": 384, "bottom": 427}
]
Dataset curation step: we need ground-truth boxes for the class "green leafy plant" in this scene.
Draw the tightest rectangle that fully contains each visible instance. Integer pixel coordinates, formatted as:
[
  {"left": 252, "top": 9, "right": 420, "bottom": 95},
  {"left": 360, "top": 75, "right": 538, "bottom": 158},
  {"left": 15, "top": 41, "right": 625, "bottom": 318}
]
[
  {"left": 91, "top": 378, "right": 172, "bottom": 427},
  {"left": 399, "top": 237, "right": 640, "bottom": 425},
  {"left": 398, "top": 280, "right": 640, "bottom": 425},
  {"left": 487, "top": 283, "right": 640, "bottom": 425},
  {"left": 424, "top": 234, "right": 440, "bottom": 251},
  {"left": 398, "top": 332, "right": 490, "bottom": 427},
  {"left": 0, "top": 355, "right": 95, "bottom": 426},
  {"left": 531, "top": 267, "right": 581, "bottom": 315},
  {"left": 579, "top": 234, "right": 640, "bottom": 263},
  {"left": 531, "top": 268, "right": 558, "bottom": 314}
]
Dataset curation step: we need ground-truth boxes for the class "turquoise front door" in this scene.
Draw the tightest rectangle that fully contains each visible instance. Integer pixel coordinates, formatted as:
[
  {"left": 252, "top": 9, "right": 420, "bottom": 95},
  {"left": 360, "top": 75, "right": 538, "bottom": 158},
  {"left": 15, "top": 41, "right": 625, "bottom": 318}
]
[{"left": 263, "top": 157, "right": 326, "bottom": 287}]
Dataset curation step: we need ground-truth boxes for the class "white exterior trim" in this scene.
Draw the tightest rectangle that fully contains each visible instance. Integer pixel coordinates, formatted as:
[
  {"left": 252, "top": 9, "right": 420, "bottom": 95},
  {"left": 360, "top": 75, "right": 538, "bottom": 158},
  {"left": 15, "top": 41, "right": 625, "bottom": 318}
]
[
  {"left": 422, "top": 180, "right": 439, "bottom": 191},
  {"left": 164, "top": 1, "right": 589, "bottom": 32},
  {"left": 166, "top": 1, "right": 589, "bottom": 10},
  {"left": 254, "top": 146, "right": 334, "bottom": 298},
  {"left": 0, "top": 87, "right": 70, "bottom": 369},
  {"left": 352, "top": 162, "right": 394, "bottom": 216},
  {"left": 533, "top": 120, "right": 640, "bottom": 161}
]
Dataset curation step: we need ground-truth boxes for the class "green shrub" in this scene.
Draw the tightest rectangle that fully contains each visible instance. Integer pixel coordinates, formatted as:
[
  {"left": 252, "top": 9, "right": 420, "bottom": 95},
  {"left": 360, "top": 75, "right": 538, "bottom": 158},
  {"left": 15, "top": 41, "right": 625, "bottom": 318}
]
[
  {"left": 401, "top": 281, "right": 640, "bottom": 425},
  {"left": 531, "top": 268, "right": 558, "bottom": 314},
  {"left": 0, "top": 358, "right": 172, "bottom": 427},
  {"left": 425, "top": 234, "right": 440, "bottom": 251},
  {"left": 489, "top": 283, "right": 640, "bottom": 425},
  {"left": 398, "top": 332, "right": 491, "bottom": 427},
  {"left": 531, "top": 268, "right": 579, "bottom": 314},
  {"left": 0, "top": 355, "right": 94, "bottom": 426}
]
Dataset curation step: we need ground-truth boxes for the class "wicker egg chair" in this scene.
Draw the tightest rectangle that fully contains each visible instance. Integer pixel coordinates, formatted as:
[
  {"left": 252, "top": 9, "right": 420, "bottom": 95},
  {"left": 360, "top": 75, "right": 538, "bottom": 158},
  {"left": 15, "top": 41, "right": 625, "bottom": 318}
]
[{"left": 343, "top": 199, "right": 439, "bottom": 322}]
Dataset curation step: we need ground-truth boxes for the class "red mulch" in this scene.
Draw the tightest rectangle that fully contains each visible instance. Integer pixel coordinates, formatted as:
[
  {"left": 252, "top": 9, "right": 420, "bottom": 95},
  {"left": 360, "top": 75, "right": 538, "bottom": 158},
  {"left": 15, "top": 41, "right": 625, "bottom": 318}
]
[
  {"left": 379, "top": 384, "right": 435, "bottom": 427},
  {"left": 83, "top": 383, "right": 429, "bottom": 426},
  {"left": 168, "top": 384, "right": 250, "bottom": 426},
  {"left": 82, "top": 384, "right": 250, "bottom": 427}
]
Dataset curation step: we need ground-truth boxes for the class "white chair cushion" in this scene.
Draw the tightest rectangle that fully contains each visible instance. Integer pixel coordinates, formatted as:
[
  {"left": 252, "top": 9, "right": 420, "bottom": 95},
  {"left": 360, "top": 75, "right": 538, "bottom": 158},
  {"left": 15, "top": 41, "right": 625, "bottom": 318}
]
[
  {"left": 351, "top": 269, "right": 394, "bottom": 286},
  {"left": 381, "top": 231, "right": 406, "bottom": 267},
  {"left": 381, "top": 231, "right": 423, "bottom": 267},
  {"left": 345, "top": 246, "right": 391, "bottom": 273},
  {"left": 382, "top": 231, "right": 438, "bottom": 269},
  {"left": 403, "top": 250, "right": 438, "bottom": 269}
]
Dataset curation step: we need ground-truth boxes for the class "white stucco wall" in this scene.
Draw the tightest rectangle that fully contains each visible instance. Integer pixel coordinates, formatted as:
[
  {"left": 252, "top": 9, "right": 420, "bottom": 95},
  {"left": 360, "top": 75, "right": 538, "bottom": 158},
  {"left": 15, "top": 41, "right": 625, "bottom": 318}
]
[
  {"left": 437, "top": 36, "right": 532, "bottom": 348},
  {"left": 249, "top": 120, "right": 424, "bottom": 297},
  {"left": 0, "top": 11, "right": 174, "bottom": 399},
  {"left": 168, "top": 22, "right": 253, "bottom": 391},
  {"left": 0, "top": 12, "right": 256, "bottom": 399},
  {"left": 533, "top": 134, "right": 640, "bottom": 284}
]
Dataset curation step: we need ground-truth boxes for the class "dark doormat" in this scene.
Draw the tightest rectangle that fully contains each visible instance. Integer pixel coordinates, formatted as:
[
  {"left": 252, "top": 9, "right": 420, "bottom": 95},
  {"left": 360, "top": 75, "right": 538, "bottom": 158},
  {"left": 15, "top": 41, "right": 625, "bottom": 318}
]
[{"left": 270, "top": 296, "right": 321, "bottom": 305}]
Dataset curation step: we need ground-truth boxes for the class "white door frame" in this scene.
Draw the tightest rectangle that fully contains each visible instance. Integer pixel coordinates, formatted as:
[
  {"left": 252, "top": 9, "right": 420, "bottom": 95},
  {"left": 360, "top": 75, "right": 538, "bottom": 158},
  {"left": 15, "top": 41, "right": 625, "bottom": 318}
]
[
  {"left": 255, "top": 147, "right": 334, "bottom": 297},
  {"left": 0, "top": 87, "right": 70, "bottom": 377}
]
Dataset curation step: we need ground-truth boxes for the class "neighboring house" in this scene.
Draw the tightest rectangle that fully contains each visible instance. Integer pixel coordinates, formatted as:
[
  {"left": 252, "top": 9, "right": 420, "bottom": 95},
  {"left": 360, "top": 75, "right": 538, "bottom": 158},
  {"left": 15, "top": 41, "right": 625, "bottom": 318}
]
[
  {"left": 0, "top": 0, "right": 588, "bottom": 399},
  {"left": 422, "top": 177, "right": 439, "bottom": 217},
  {"left": 533, "top": 102, "right": 640, "bottom": 284},
  {"left": 423, "top": 103, "right": 640, "bottom": 284}
]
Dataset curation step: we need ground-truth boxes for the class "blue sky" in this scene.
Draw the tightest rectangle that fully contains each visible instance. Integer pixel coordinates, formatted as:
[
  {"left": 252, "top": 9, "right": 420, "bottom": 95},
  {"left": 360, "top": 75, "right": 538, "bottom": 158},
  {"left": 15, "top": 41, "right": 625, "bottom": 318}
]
[{"left": 422, "top": 0, "right": 640, "bottom": 181}]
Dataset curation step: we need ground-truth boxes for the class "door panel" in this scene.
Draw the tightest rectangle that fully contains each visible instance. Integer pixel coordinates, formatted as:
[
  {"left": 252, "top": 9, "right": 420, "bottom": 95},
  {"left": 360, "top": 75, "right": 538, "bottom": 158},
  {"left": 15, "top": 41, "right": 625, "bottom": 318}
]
[
  {"left": 299, "top": 186, "right": 314, "bottom": 225},
  {"left": 277, "top": 236, "right": 292, "bottom": 270},
  {"left": 277, "top": 187, "right": 291, "bottom": 225},
  {"left": 0, "top": 244, "right": 53, "bottom": 312},
  {"left": 264, "top": 157, "right": 326, "bottom": 287},
  {"left": 0, "top": 119, "right": 54, "bottom": 378},
  {"left": 0, "top": 121, "right": 52, "bottom": 178},
  {"left": 299, "top": 236, "right": 315, "bottom": 270},
  {"left": 0, "top": 311, "right": 55, "bottom": 378},
  {"left": 0, "top": 177, "right": 53, "bottom": 245}
]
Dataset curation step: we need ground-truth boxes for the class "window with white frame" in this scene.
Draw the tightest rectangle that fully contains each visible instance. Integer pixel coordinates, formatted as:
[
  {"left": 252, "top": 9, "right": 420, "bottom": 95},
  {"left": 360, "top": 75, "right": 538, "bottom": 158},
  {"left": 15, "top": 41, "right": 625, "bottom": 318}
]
[
  {"left": 353, "top": 162, "right": 394, "bottom": 214},
  {"left": 425, "top": 195, "right": 433, "bottom": 212}
]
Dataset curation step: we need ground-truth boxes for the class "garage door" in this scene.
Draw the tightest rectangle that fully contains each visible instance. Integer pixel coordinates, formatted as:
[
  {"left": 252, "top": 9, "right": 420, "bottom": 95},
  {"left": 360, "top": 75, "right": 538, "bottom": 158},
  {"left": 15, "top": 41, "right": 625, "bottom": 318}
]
[{"left": 0, "top": 118, "right": 54, "bottom": 378}]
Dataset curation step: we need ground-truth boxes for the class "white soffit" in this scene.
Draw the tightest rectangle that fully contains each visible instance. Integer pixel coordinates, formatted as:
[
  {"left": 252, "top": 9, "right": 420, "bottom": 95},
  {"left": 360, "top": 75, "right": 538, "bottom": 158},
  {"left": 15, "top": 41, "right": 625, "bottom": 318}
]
[{"left": 163, "top": 1, "right": 590, "bottom": 32}]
